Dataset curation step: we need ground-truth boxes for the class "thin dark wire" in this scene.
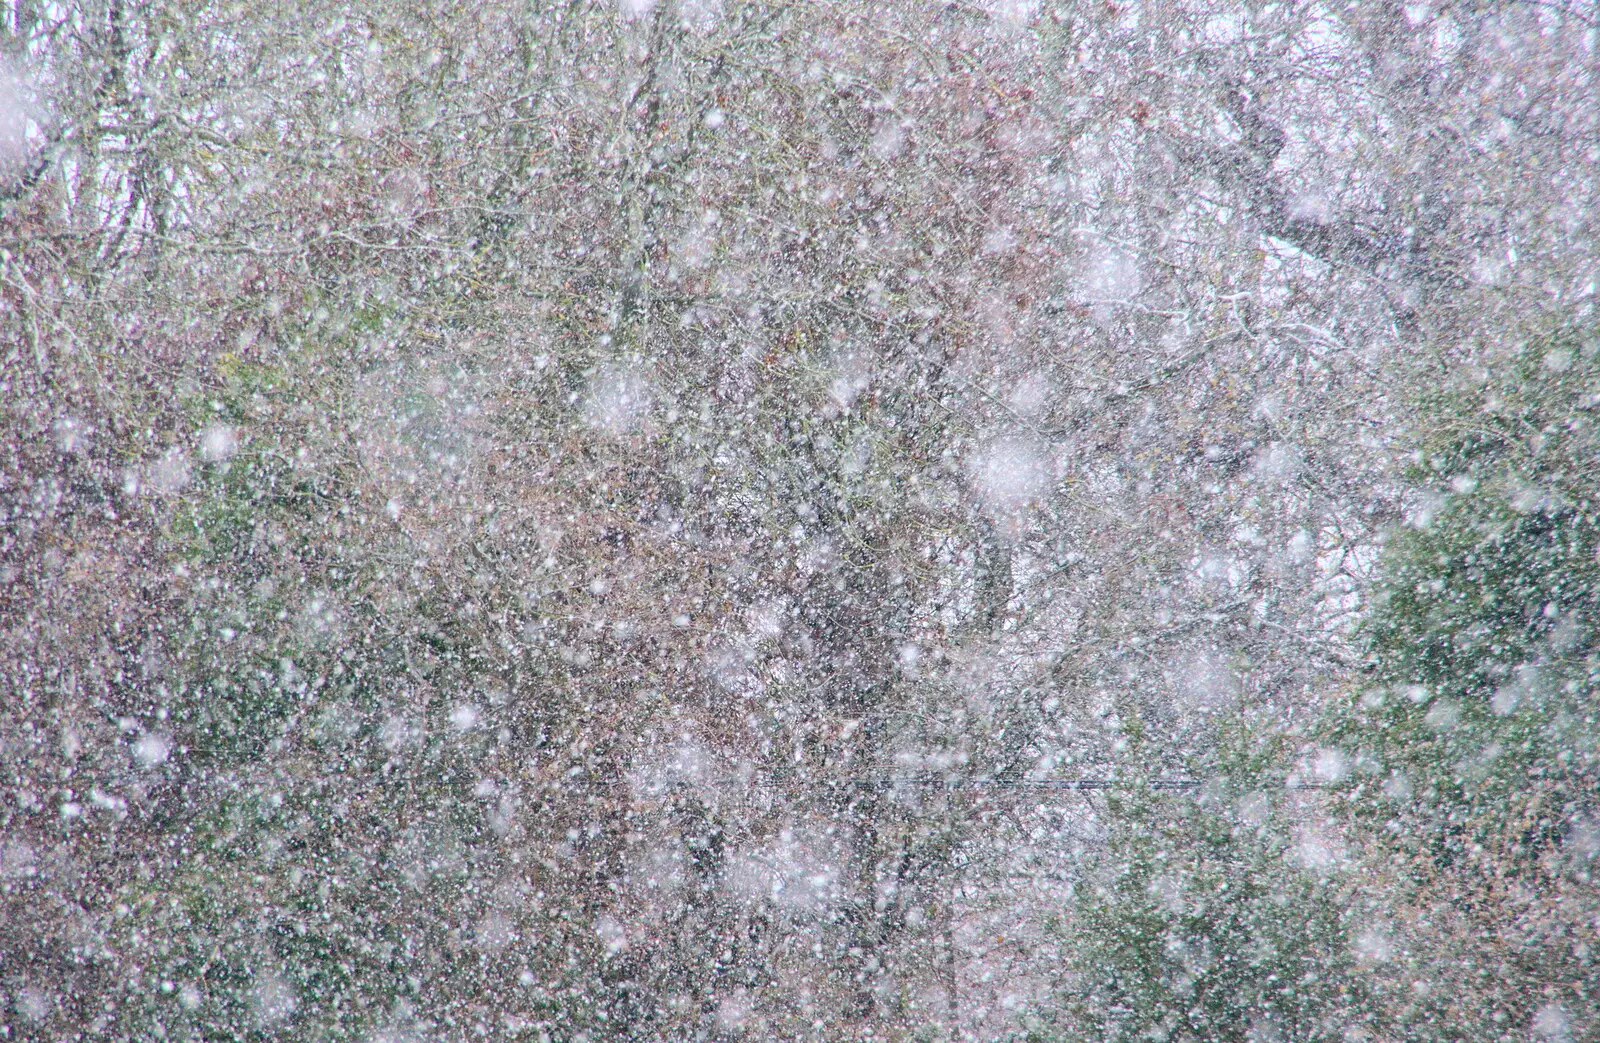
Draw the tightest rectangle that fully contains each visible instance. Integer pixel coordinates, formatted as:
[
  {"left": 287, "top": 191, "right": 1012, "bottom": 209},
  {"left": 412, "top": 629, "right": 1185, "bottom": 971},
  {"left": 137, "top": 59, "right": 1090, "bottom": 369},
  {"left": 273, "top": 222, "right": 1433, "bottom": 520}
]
[
  {"left": 858, "top": 778, "right": 1202, "bottom": 791},
  {"left": 590, "top": 776, "right": 1333, "bottom": 795},
  {"left": 616, "top": 776, "right": 1336, "bottom": 798}
]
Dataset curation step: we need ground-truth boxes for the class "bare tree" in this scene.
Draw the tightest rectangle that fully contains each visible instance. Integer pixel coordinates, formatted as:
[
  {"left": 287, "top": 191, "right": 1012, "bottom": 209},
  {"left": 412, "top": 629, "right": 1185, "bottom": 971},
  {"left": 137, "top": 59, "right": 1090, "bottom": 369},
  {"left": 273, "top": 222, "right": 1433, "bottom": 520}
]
[{"left": 2, "top": 1, "right": 1593, "bottom": 1040}]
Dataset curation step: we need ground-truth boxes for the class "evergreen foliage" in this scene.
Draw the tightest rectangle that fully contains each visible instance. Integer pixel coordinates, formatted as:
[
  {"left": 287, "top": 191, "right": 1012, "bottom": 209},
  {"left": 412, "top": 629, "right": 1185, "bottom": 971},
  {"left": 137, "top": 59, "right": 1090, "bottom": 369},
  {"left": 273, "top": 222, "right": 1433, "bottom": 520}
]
[
  {"left": 1059, "top": 330, "right": 1600, "bottom": 1042},
  {"left": 1325, "top": 331, "right": 1600, "bottom": 1039},
  {"left": 1054, "top": 722, "right": 1359, "bottom": 1043}
]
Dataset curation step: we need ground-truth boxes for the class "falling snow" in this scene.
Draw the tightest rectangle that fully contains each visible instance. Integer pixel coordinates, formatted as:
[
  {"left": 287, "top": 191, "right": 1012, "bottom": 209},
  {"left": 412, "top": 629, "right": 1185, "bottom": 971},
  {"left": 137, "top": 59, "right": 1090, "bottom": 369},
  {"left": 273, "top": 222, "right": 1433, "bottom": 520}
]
[{"left": 2, "top": 2, "right": 1597, "bottom": 1041}]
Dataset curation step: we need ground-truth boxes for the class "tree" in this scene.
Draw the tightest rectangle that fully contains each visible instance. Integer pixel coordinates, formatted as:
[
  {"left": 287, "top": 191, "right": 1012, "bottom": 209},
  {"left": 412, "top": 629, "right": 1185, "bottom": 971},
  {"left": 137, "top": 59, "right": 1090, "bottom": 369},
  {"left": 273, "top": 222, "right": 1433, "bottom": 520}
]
[
  {"left": 1325, "top": 327, "right": 1600, "bottom": 1041},
  {"left": 1053, "top": 327, "right": 1600, "bottom": 1043},
  {"left": 1050, "top": 703, "right": 1364, "bottom": 1043},
  {"left": 2, "top": 0, "right": 1594, "bottom": 1039}
]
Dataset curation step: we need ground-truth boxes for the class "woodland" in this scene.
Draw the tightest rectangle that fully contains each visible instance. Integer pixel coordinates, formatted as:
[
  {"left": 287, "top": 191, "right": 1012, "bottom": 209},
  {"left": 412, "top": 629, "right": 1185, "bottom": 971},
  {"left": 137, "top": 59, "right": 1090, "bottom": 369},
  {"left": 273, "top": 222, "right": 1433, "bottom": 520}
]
[{"left": 1, "top": 1, "right": 1596, "bottom": 1040}]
